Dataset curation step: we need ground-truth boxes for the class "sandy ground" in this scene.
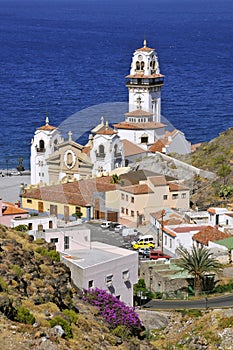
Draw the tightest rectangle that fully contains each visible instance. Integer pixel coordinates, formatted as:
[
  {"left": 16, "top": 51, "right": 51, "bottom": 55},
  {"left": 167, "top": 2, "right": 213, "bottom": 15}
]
[{"left": 0, "top": 175, "right": 30, "bottom": 203}]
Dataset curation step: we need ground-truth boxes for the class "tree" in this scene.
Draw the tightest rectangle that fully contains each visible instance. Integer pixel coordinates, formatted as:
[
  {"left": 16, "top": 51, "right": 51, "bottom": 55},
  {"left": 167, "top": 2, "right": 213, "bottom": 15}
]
[
  {"left": 176, "top": 245, "right": 222, "bottom": 296},
  {"left": 111, "top": 174, "right": 120, "bottom": 184},
  {"left": 217, "top": 161, "right": 231, "bottom": 185}
]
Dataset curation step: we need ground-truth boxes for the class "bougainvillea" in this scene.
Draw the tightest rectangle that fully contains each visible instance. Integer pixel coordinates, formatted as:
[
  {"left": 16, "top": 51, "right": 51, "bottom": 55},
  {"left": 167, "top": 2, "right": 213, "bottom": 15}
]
[{"left": 83, "top": 288, "right": 143, "bottom": 334}]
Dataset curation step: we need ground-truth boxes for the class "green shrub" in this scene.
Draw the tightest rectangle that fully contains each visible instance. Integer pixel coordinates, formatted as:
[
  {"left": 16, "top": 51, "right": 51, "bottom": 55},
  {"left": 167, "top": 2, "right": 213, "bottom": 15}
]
[
  {"left": 15, "top": 306, "right": 35, "bottom": 324},
  {"left": 35, "top": 246, "right": 60, "bottom": 262},
  {"left": 62, "top": 309, "right": 78, "bottom": 324},
  {"left": 50, "top": 316, "right": 72, "bottom": 338},
  {"left": 14, "top": 224, "right": 28, "bottom": 232},
  {"left": 218, "top": 316, "right": 233, "bottom": 329},
  {"left": 111, "top": 325, "right": 131, "bottom": 340},
  {"left": 0, "top": 277, "right": 8, "bottom": 292},
  {"left": 9, "top": 264, "right": 23, "bottom": 277}
]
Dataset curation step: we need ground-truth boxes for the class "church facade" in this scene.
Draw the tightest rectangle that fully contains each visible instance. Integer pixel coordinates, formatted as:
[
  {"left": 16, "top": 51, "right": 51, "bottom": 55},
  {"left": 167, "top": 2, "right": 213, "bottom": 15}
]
[{"left": 30, "top": 40, "right": 191, "bottom": 186}]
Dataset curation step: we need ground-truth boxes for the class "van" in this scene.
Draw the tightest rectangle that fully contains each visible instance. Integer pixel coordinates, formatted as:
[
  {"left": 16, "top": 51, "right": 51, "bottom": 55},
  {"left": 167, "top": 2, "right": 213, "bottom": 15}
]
[
  {"left": 100, "top": 221, "right": 112, "bottom": 229},
  {"left": 131, "top": 234, "right": 154, "bottom": 246}
]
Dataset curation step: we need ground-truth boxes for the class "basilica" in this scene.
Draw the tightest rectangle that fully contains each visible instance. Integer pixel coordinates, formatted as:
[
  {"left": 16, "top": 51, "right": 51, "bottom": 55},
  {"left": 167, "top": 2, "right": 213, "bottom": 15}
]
[{"left": 30, "top": 40, "right": 191, "bottom": 186}]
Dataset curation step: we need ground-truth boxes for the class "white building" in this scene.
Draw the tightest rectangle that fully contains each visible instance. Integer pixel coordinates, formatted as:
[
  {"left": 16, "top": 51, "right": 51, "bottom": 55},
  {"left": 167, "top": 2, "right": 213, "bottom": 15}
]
[
  {"left": 11, "top": 214, "right": 57, "bottom": 232},
  {"left": 61, "top": 241, "right": 138, "bottom": 306},
  {"left": 113, "top": 39, "right": 191, "bottom": 154},
  {"left": 30, "top": 117, "right": 63, "bottom": 185},
  {"left": 89, "top": 119, "right": 124, "bottom": 177}
]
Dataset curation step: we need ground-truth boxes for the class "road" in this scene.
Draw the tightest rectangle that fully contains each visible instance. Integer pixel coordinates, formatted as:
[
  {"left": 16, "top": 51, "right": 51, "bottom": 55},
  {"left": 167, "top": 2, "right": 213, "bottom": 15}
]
[
  {"left": 85, "top": 222, "right": 133, "bottom": 249},
  {"left": 144, "top": 293, "right": 233, "bottom": 310}
]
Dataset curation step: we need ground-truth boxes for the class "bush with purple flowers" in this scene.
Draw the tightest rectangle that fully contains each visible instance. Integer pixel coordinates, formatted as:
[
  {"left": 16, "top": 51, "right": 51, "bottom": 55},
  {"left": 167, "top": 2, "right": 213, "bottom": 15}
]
[{"left": 83, "top": 288, "right": 143, "bottom": 336}]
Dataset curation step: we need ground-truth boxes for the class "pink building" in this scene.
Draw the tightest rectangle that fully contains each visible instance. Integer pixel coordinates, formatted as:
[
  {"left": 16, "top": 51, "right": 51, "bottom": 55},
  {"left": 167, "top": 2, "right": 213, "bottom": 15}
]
[{"left": 0, "top": 198, "right": 28, "bottom": 227}]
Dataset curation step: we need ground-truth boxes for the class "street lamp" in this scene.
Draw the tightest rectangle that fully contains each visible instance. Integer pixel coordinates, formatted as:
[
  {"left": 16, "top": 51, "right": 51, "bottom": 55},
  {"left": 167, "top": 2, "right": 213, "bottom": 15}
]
[{"left": 149, "top": 266, "right": 153, "bottom": 292}]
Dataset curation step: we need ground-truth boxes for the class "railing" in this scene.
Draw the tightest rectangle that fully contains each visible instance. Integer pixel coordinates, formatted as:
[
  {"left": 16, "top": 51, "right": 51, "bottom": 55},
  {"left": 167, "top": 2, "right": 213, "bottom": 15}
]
[
  {"left": 36, "top": 148, "right": 45, "bottom": 153},
  {"left": 96, "top": 153, "right": 106, "bottom": 159}
]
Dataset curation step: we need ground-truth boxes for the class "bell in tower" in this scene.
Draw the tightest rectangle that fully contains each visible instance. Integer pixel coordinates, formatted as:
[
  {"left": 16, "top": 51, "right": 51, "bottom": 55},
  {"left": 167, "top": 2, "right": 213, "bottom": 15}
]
[{"left": 125, "top": 40, "right": 164, "bottom": 123}]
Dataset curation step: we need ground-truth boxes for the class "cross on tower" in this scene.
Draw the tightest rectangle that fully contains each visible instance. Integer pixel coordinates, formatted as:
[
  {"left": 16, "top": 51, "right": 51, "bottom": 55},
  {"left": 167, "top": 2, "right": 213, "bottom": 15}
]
[
  {"left": 136, "top": 97, "right": 142, "bottom": 109},
  {"left": 68, "top": 131, "right": 72, "bottom": 141}
]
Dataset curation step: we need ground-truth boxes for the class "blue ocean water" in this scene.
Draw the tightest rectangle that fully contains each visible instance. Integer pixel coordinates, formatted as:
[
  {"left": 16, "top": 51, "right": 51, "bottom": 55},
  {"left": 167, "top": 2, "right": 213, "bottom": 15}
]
[{"left": 0, "top": 0, "right": 233, "bottom": 169}]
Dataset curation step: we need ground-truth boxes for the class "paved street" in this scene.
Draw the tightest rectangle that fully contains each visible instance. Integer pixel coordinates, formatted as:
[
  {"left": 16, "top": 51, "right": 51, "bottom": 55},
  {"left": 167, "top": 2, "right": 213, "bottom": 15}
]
[
  {"left": 144, "top": 293, "right": 233, "bottom": 310},
  {"left": 85, "top": 222, "right": 133, "bottom": 249}
]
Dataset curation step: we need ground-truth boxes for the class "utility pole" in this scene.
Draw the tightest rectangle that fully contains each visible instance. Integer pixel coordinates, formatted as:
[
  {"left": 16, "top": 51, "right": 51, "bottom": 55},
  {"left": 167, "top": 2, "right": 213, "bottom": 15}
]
[{"left": 160, "top": 209, "right": 165, "bottom": 254}]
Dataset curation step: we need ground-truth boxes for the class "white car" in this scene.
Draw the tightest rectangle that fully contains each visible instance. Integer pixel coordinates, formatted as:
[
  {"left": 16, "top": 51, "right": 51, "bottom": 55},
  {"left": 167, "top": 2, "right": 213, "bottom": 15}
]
[
  {"left": 114, "top": 224, "right": 126, "bottom": 232},
  {"left": 100, "top": 221, "right": 112, "bottom": 229}
]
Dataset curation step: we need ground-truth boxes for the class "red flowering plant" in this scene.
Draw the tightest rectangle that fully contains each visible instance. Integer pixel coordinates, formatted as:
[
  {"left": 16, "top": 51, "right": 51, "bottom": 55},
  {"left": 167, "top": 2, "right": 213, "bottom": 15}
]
[{"left": 83, "top": 288, "right": 143, "bottom": 336}]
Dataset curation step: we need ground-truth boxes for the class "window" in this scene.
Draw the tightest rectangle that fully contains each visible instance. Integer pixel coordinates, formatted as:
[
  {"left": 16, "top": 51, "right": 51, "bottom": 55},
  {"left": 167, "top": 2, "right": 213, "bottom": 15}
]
[
  {"left": 88, "top": 280, "right": 94, "bottom": 289},
  {"left": 131, "top": 196, "right": 134, "bottom": 203},
  {"left": 27, "top": 199, "right": 32, "bottom": 204},
  {"left": 97, "top": 144, "right": 105, "bottom": 158},
  {"left": 141, "top": 136, "right": 148, "bottom": 144},
  {"left": 131, "top": 210, "right": 134, "bottom": 217},
  {"left": 105, "top": 274, "right": 113, "bottom": 287},
  {"left": 121, "top": 193, "right": 125, "bottom": 200},
  {"left": 126, "top": 195, "right": 128, "bottom": 201},
  {"left": 163, "top": 195, "right": 168, "bottom": 200},
  {"left": 170, "top": 239, "right": 172, "bottom": 248},
  {"left": 172, "top": 194, "right": 178, "bottom": 200},
  {"left": 64, "top": 236, "right": 69, "bottom": 250},
  {"left": 50, "top": 238, "right": 58, "bottom": 243},
  {"left": 75, "top": 206, "right": 81, "bottom": 213},
  {"left": 122, "top": 270, "right": 130, "bottom": 281},
  {"left": 165, "top": 236, "right": 167, "bottom": 245},
  {"left": 121, "top": 207, "right": 124, "bottom": 213},
  {"left": 126, "top": 208, "right": 128, "bottom": 215},
  {"left": 181, "top": 193, "right": 186, "bottom": 199}
]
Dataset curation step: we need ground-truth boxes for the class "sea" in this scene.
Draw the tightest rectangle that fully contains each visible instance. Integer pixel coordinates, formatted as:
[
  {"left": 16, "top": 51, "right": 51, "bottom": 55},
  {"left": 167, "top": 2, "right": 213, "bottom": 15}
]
[{"left": 0, "top": 0, "right": 233, "bottom": 170}]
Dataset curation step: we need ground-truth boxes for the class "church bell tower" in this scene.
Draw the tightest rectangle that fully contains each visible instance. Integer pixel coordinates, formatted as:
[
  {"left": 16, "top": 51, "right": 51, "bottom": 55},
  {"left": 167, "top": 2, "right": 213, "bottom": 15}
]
[{"left": 126, "top": 40, "right": 164, "bottom": 123}]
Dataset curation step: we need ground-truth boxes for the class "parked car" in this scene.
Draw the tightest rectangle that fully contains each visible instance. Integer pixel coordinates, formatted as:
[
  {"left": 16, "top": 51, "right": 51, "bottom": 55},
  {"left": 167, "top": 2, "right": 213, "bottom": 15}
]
[
  {"left": 100, "top": 221, "right": 112, "bottom": 229},
  {"left": 109, "top": 222, "right": 120, "bottom": 231},
  {"left": 131, "top": 234, "right": 155, "bottom": 247},
  {"left": 114, "top": 224, "right": 126, "bottom": 232},
  {"left": 149, "top": 250, "right": 171, "bottom": 260},
  {"left": 133, "top": 241, "right": 155, "bottom": 250},
  {"left": 138, "top": 247, "right": 154, "bottom": 258}
]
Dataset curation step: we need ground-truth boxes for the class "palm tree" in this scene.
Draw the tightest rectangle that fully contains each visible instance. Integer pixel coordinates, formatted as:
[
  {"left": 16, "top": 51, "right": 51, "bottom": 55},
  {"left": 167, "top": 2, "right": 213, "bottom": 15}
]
[{"left": 176, "top": 245, "right": 222, "bottom": 296}]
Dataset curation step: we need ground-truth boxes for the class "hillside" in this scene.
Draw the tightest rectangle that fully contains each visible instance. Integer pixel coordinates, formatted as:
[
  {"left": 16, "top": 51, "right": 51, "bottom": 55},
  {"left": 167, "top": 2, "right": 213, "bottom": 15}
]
[
  {"left": 1, "top": 226, "right": 233, "bottom": 349},
  {"left": 179, "top": 127, "right": 233, "bottom": 210},
  {"left": 0, "top": 225, "right": 153, "bottom": 350}
]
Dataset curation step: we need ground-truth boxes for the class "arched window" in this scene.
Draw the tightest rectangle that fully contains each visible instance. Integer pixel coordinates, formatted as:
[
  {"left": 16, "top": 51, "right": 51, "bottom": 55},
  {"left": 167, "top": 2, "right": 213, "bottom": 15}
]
[
  {"left": 136, "top": 61, "right": 140, "bottom": 70},
  {"left": 37, "top": 139, "right": 45, "bottom": 152},
  {"left": 97, "top": 144, "right": 105, "bottom": 158}
]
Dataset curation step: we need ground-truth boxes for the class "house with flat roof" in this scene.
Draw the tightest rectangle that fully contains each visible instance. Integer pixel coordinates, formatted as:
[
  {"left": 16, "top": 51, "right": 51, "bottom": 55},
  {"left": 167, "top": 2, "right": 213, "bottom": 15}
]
[{"left": 60, "top": 241, "right": 138, "bottom": 306}]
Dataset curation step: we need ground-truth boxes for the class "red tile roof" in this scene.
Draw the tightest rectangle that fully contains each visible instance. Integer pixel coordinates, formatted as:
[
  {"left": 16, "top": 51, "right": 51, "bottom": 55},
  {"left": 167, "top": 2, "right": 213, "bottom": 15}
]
[
  {"left": 148, "top": 139, "right": 166, "bottom": 153},
  {"left": 163, "top": 226, "right": 176, "bottom": 238},
  {"left": 23, "top": 177, "right": 118, "bottom": 207},
  {"left": 120, "top": 184, "right": 153, "bottom": 195},
  {"left": 37, "top": 124, "right": 56, "bottom": 131},
  {"left": 125, "top": 109, "right": 153, "bottom": 117},
  {"left": 122, "top": 139, "right": 146, "bottom": 157},
  {"left": 113, "top": 121, "right": 165, "bottom": 130},
  {"left": 173, "top": 225, "right": 205, "bottom": 233},
  {"left": 192, "top": 226, "right": 231, "bottom": 245},
  {"left": 2, "top": 202, "right": 28, "bottom": 216},
  {"left": 126, "top": 73, "right": 164, "bottom": 79},
  {"left": 169, "top": 183, "right": 189, "bottom": 191}
]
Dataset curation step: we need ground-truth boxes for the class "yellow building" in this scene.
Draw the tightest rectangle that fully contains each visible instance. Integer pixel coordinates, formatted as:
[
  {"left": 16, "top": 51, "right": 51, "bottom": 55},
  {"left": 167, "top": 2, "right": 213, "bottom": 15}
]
[{"left": 22, "top": 176, "right": 119, "bottom": 221}]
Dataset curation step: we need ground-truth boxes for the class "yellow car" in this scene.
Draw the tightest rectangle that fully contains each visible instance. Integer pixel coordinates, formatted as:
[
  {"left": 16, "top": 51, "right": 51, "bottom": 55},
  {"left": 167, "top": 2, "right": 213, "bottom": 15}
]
[{"left": 133, "top": 241, "right": 155, "bottom": 250}]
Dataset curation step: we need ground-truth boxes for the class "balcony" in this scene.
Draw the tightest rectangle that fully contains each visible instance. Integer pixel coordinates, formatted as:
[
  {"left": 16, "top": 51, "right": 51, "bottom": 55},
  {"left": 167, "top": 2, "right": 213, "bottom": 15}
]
[
  {"left": 96, "top": 153, "right": 106, "bottom": 159},
  {"left": 36, "top": 147, "right": 45, "bottom": 153}
]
